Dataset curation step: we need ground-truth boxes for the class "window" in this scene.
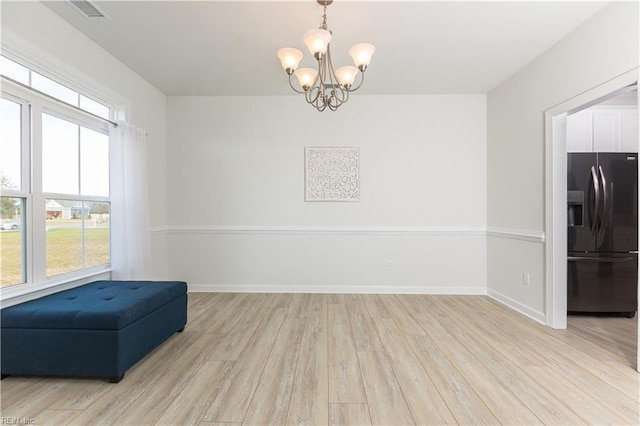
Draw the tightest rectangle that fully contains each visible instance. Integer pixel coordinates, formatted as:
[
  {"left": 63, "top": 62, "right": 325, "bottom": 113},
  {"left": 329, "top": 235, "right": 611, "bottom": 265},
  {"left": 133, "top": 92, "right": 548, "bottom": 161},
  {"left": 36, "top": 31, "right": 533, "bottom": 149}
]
[
  {"left": 0, "top": 55, "right": 112, "bottom": 289},
  {"left": 0, "top": 95, "right": 27, "bottom": 287},
  {"left": 1, "top": 56, "right": 110, "bottom": 120}
]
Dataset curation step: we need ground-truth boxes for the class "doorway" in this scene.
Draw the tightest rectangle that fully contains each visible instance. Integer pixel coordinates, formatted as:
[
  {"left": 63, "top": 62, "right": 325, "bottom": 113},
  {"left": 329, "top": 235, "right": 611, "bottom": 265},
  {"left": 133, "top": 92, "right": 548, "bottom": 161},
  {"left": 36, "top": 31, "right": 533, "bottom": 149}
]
[{"left": 544, "top": 69, "right": 639, "bottom": 371}]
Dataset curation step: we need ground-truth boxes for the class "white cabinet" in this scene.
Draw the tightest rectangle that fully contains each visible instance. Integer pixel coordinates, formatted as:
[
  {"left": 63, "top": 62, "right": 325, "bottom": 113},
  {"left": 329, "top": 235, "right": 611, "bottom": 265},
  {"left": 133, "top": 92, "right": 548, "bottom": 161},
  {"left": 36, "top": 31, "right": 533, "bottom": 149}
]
[
  {"left": 567, "top": 107, "right": 638, "bottom": 153},
  {"left": 592, "top": 109, "right": 619, "bottom": 151},
  {"left": 566, "top": 110, "right": 592, "bottom": 152},
  {"left": 620, "top": 109, "right": 639, "bottom": 152}
]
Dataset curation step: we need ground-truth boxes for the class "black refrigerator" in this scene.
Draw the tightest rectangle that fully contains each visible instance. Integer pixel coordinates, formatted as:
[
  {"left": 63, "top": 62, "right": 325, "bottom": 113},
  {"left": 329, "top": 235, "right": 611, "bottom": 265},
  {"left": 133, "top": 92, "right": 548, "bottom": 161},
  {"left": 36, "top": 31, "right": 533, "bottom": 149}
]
[{"left": 567, "top": 152, "right": 638, "bottom": 316}]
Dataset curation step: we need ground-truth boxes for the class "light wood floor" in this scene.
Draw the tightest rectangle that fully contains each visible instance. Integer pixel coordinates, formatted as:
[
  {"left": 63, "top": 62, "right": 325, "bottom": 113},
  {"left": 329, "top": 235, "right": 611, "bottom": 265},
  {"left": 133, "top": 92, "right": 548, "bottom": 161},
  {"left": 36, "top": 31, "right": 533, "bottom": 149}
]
[{"left": 1, "top": 293, "right": 638, "bottom": 425}]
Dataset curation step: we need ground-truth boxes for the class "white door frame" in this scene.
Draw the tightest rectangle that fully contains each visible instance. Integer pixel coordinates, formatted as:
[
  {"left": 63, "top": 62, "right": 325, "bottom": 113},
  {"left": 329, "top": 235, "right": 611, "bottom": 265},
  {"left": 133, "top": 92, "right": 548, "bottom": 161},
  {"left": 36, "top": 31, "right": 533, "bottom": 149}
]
[{"left": 544, "top": 68, "right": 639, "bottom": 371}]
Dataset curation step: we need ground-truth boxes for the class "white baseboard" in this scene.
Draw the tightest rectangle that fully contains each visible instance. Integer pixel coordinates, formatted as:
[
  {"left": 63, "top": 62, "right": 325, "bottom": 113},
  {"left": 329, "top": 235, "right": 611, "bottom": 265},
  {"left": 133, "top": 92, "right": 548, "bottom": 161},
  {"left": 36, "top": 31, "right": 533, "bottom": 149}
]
[
  {"left": 187, "top": 283, "right": 487, "bottom": 295},
  {"left": 487, "top": 288, "right": 546, "bottom": 324}
]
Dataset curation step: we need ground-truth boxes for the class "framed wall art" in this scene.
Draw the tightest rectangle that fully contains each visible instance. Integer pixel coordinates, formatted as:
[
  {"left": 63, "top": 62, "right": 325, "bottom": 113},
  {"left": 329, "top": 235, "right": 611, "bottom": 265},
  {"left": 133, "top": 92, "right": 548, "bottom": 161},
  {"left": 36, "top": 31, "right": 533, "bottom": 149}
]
[{"left": 305, "top": 147, "right": 359, "bottom": 202}]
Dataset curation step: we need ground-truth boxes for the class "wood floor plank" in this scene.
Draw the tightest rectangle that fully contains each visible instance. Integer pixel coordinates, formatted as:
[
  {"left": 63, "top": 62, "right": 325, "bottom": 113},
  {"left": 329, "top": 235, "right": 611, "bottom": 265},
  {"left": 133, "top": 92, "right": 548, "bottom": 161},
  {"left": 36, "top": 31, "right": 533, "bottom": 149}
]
[
  {"left": 209, "top": 295, "right": 272, "bottom": 361},
  {"left": 405, "top": 334, "right": 500, "bottom": 425},
  {"left": 0, "top": 379, "right": 89, "bottom": 424},
  {"left": 285, "top": 293, "right": 310, "bottom": 319},
  {"left": 345, "top": 294, "right": 384, "bottom": 352},
  {"left": 304, "top": 293, "right": 328, "bottom": 335},
  {"left": 328, "top": 403, "right": 372, "bottom": 426},
  {"left": 381, "top": 295, "right": 425, "bottom": 335},
  {"left": 417, "top": 309, "right": 542, "bottom": 425},
  {"left": 328, "top": 303, "right": 367, "bottom": 403},
  {"left": 525, "top": 366, "right": 629, "bottom": 424},
  {"left": 450, "top": 296, "right": 640, "bottom": 422},
  {"left": 373, "top": 318, "right": 456, "bottom": 425},
  {"left": 328, "top": 294, "right": 345, "bottom": 304},
  {"left": 31, "top": 409, "right": 82, "bottom": 425},
  {"left": 429, "top": 299, "right": 588, "bottom": 425},
  {"left": 200, "top": 293, "right": 256, "bottom": 334},
  {"left": 286, "top": 295, "right": 329, "bottom": 426},
  {"left": 187, "top": 293, "right": 236, "bottom": 332},
  {"left": 361, "top": 294, "right": 392, "bottom": 319},
  {"left": 201, "top": 307, "right": 287, "bottom": 423},
  {"left": 356, "top": 350, "right": 414, "bottom": 425},
  {"left": 455, "top": 296, "right": 640, "bottom": 406},
  {"left": 46, "top": 379, "right": 112, "bottom": 410},
  {"left": 272, "top": 292, "right": 293, "bottom": 310},
  {"left": 68, "top": 331, "right": 199, "bottom": 425},
  {"left": 243, "top": 319, "right": 305, "bottom": 425},
  {"left": 110, "top": 332, "right": 224, "bottom": 425},
  {"left": 154, "top": 361, "right": 234, "bottom": 426},
  {"left": 209, "top": 293, "right": 262, "bottom": 335},
  {"left": 0, "top": 378, "right": 55, "bottom": 411},
  {"left": 285, "top": 332, "right": 328, "bottom": 426}
]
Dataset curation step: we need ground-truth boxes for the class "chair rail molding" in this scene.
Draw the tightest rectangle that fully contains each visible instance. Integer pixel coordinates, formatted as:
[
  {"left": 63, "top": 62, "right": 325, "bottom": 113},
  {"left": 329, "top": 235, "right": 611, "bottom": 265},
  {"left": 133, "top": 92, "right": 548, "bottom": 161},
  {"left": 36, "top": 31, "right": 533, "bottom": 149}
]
[
  {"left": 150, "top": 225, "right": 486, "bottom": 237},
  {"left": 486, "top": 227, "right": 545, "bottom": 243}
]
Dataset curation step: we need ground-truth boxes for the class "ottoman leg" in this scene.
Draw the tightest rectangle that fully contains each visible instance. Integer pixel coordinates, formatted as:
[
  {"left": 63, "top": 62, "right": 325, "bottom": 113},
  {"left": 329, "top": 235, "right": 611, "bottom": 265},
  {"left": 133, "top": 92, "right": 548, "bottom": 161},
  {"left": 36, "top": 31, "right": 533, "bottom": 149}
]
[{"left": 108, "top": 374, "right": 124, "bottom": 383}]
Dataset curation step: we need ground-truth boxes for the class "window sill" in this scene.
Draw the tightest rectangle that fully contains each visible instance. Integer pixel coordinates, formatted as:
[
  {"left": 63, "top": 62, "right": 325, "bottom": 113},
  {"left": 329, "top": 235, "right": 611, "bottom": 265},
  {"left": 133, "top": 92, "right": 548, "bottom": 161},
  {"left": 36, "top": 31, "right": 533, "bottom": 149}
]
[{"left": 0, "top": 267, "right": 112, "bottom": 308}]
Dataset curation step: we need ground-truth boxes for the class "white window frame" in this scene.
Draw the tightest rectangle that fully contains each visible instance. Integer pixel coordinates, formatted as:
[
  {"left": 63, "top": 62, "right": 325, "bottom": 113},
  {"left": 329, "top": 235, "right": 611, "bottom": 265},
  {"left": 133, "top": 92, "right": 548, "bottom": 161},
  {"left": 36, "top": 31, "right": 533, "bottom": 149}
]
[{"left": 1, "top": 68, "right": 116, "bottom": 303}]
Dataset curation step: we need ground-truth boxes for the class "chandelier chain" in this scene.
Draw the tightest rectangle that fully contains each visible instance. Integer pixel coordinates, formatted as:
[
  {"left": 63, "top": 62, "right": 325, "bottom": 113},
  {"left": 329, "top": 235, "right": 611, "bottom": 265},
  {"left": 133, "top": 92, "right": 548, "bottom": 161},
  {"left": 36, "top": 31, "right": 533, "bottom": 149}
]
[{"left": 321, "top": 6, "right": 328, "bottom": 30}]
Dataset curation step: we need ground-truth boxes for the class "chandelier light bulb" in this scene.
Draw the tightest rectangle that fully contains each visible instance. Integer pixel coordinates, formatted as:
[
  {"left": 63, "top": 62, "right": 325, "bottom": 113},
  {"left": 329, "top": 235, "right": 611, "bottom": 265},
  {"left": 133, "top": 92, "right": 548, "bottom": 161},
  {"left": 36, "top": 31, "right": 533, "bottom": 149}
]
[
  {"left": 277, "top": 48, "right": 304, "bottom": 75},
  {"left": 349, "top": 43, "right": 376, "bottom": 71},
  {"left": 303, "top": 29, "right": 332, "bottom": 60},
  {"left": 294, "top": 68, "right": 318, "bottom": 91},
  {"left": 335, "top": 66, "right": 359, "bottom": 89}
]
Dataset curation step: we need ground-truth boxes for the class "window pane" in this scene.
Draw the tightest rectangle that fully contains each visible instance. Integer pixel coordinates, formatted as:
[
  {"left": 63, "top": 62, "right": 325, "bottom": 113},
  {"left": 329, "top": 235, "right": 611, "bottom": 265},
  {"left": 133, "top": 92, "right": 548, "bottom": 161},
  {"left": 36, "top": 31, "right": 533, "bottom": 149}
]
[
  {"left": 43, "top": 114, "right": 79, "bottom": 194},
  {"left": 0, "top": 98, "right": 22, "bottom": 190},
  {"left": 80, "top": 95, "right": 110, "bottom": 120},
  {"left": 85, "top": 202, "right": 110, "bottom": 267},
  {"left": 32, "top": 72, "right": 78, "bottom": 106},
  {"left": 0, "top": 197, "right": 25, "bottom": 287},
  {"left": 0, "top": 56, "right": 29, "bottom": 85},
  {"left": 46, "top": 199, "right": 84, "bottom": 277},
  {"left": 81, "top": 128, "right": 109, "bottom": 196}
]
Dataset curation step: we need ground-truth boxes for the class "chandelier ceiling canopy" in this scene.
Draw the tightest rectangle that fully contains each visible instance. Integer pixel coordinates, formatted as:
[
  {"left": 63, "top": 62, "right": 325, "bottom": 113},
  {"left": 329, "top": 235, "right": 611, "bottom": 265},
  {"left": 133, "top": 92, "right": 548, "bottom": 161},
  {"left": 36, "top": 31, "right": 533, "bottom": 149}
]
[{"left": 277, "top": 0, "right": 375, "bottom": 112}]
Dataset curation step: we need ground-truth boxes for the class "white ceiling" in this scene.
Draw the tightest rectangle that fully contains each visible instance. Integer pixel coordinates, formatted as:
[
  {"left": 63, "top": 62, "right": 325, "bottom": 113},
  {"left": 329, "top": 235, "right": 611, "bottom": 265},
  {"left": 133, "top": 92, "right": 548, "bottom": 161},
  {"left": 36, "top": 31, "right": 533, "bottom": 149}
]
[{"left": 42, "top": 0, "right": 610, "bottom": 96}]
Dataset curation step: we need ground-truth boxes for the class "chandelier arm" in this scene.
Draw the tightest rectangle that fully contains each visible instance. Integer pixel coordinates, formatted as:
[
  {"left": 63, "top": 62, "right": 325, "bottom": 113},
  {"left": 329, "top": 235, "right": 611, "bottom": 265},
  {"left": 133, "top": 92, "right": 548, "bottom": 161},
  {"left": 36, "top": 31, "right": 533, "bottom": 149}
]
[
  {"left": 306, "top": 86, "right": 322, "bottom": 106},
  {"left": 323, "top": 44, "right": 349, "bottom": 109},
  {"left": 333, "top": 86, "right": 349, "bottom": 105},
  {"left": 287, "top": 74, "right": 309, "bottom": 94},
  {"left": 346, "top": 71, "right": 366, "bottom": 92}
]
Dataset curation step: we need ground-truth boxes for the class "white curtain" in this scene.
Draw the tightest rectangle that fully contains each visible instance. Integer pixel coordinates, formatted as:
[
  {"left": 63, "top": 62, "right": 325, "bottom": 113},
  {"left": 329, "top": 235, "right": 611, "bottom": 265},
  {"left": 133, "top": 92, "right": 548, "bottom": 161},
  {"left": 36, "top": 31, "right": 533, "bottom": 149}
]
[{"left": 109, "top": 121, "right": 151, "bottom": 280}]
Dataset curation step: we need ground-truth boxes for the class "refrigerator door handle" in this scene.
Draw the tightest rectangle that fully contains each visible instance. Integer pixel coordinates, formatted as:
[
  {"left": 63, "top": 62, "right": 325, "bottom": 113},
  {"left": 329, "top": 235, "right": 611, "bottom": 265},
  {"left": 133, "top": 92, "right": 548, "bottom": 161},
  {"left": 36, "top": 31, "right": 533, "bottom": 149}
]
[
  {"left": 567, "top": 256, "right": 635, "bottom": 262},
  {"left": 589, "top": 166, "right": 600, "bottom": 234},
  {"left": 598, "top": 165, "right": 608, "bottom": 236}
]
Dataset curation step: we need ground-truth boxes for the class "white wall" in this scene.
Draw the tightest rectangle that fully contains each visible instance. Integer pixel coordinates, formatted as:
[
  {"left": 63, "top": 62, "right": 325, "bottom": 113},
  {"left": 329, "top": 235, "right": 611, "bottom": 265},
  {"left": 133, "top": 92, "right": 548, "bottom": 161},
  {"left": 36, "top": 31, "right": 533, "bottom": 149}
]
[
  {"left": 1, "top": 1, "right": 169, "bottom": 279},
  {"left": 167, "top": 95, "right": 487, "bottom": 292},
  {"left": 487, "top": 2, "right": 639, "bottom": 320}
]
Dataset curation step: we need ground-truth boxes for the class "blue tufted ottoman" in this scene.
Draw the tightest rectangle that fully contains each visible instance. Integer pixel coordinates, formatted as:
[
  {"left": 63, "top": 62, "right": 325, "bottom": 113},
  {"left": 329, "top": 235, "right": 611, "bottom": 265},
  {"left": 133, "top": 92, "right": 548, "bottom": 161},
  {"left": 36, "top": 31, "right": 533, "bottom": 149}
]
[{"left": 0, "top": 280, "right": 187, "bottom": 383}]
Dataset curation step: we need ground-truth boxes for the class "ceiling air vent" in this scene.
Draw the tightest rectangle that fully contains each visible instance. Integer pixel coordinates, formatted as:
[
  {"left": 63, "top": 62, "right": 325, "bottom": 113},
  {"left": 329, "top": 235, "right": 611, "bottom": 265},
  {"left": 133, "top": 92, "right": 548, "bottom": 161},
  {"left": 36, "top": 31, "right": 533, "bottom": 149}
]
[{"left": 69, "top": 0, "right": 109, "bottom": 19}]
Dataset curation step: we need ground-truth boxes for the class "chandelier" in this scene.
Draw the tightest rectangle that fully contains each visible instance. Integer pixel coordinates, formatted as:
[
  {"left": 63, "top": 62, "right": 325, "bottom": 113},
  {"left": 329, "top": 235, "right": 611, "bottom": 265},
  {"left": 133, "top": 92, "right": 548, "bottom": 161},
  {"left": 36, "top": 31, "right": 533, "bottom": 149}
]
[{"left": 277, "top": 0, "right": 375, "bottom": 112}]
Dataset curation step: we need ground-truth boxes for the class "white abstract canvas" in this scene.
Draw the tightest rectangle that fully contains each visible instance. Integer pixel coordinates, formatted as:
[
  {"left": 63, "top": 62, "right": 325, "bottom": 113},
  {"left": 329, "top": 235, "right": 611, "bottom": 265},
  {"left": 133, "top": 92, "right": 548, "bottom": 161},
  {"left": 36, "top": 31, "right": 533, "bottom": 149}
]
[{"left": 305, "top": 147, "right": 359, "bottom": 201}]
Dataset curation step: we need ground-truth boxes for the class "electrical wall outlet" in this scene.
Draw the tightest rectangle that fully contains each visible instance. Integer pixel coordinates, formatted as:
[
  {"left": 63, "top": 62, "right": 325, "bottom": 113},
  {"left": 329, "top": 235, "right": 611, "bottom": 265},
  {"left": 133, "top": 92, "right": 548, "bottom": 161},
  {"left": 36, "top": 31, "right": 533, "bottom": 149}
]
[
  {"left": 522, "top": 272, "right": 530, "bottom": 286},
  {"left": 385, "top": 260, "right": 392, "bottom": 270}
]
